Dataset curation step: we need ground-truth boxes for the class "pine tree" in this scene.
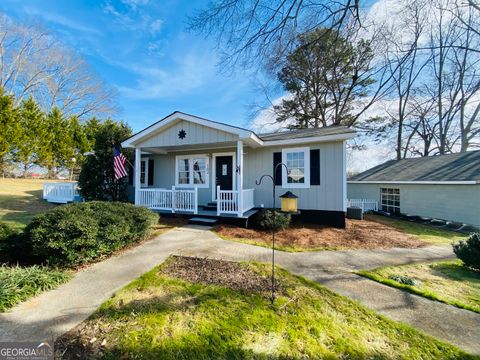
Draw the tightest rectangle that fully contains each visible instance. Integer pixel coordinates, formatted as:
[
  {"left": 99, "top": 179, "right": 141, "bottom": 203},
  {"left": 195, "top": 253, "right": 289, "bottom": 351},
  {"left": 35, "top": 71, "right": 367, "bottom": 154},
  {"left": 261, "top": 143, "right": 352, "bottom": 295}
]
[
  {"left": 15, "top": 97, "right": 46, "bottom": 177},
  {"left": 0, "top": 90, "right": 20, "bottom": 177},
  {"left": 78, "top": 120, "right": 132, "bottom": 201},
  {"left": 275, "top": 28, "right": 375, "bottom": 129}
]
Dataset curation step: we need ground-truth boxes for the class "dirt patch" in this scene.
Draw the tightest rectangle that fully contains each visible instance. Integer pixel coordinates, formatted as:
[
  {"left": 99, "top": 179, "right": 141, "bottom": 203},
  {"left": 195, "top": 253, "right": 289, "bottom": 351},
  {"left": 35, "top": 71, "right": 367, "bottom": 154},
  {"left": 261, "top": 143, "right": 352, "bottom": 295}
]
[
  {"left": 215, "top": 218, "right": 426, "bottom": 250},
  {"left": 161, "top": 255, "right": 279, "bottom": 293}
]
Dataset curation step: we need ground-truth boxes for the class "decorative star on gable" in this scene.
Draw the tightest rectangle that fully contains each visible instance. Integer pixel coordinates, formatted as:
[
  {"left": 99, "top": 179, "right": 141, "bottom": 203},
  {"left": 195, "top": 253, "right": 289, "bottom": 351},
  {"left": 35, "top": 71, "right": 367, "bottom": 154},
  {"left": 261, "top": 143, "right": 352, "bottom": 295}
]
[{"left": 178, "top": 129, "right": 186, "bottom": 139}]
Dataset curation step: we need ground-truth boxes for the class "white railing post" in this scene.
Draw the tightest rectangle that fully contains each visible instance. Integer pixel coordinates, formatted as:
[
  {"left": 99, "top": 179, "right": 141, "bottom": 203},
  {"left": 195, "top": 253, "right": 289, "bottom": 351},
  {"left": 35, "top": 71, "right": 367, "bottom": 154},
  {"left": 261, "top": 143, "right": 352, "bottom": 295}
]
[
  {"left": 217, "top": 186, "right": 221, "bottom": 216},
  {"left": 237, "top": 140, "right": 243, "bottom": 217},
  {"left": 171, "top": 186, "right": 176, "bottom": 213},
  {"left": 134, "top": 147, "right": 141, "bottom": 205},
  {"left": 194, "top": 187, "right": 198, "bottom": 214}
]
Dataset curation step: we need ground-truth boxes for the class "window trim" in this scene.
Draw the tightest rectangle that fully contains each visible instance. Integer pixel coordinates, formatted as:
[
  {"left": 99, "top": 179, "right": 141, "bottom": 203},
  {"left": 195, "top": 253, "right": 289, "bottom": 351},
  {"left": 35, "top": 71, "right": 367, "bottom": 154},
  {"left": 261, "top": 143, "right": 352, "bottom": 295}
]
[
  {"left": 175, "top": 154, "right": 210, "bottom": 188},
  {"left": 281, "top": 146, "right": 310, "bottom": 189},
  {"left": 380, "top": 187, "right": 400, "bottom": 214}
]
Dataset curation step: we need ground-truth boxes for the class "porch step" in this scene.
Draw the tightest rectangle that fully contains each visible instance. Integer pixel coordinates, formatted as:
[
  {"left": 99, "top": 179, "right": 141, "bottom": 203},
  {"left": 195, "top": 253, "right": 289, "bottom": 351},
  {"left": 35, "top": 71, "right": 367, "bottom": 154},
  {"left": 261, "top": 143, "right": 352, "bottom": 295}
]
[
  {"left": 202, "top": 202, "right": 218, "bottom": 211},
  {"left": 188, "top": 217, "right": 218, "bottom": 226}
]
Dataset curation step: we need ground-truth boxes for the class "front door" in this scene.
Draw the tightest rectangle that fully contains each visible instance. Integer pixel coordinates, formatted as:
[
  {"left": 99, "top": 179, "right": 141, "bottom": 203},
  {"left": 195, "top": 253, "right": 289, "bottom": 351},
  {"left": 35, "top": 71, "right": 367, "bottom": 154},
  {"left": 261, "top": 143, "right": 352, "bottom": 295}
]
[{"left": 215, "top": 156, "right": 233, "bottom": 197}]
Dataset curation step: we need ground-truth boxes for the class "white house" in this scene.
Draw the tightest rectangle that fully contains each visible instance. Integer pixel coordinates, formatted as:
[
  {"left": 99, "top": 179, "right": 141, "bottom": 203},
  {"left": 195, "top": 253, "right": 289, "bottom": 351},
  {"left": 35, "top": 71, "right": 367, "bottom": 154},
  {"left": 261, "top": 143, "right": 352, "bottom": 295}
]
[
  {"left": 348, "top": 151, "right": 480, "bottom": 229},
  {"left": 121, "top": 111, "right": 355, "bottom": 227}
]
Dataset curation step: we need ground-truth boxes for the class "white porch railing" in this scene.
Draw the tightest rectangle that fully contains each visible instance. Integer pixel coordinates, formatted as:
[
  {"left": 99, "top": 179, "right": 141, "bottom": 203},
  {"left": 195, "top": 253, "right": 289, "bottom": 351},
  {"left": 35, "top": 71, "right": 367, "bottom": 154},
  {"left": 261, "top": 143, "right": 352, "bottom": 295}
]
[
  {"left": 242, "top": 188, "right": 255, "bottom": 213},
  {"left": 138, "top": 187, "right": 198, "bottom": 214},
  {"left": 217, "top": 186, "right": 255, "bottom": 216},
  {"left": 43, "top": 182, "right": 79, "bottom": 203},
  {"left": 347, "top": 199, "right": 378, "bottom": 212},
  {"left": 217, "top": 187, "right": 238, "bottom": 215}
]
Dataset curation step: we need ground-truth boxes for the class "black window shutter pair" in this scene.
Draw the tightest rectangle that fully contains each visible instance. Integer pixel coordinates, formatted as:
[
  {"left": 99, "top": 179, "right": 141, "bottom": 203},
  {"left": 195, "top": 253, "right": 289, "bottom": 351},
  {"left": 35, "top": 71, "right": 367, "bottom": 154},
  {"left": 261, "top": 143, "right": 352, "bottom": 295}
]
[{"left": 272, "top": 149, "right": 320, "bottom": 186}]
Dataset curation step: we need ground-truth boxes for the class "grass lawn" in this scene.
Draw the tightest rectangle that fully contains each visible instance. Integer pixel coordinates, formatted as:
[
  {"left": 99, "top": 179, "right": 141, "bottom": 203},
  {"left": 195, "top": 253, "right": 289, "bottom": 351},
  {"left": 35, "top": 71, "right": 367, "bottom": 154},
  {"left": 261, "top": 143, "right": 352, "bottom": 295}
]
[
  {"left": 0, "top": 265, "right": 70, "bottom": 312},
  {"left": 0, "top": 178, "right": 58, "bottom": 230},
  {"left": 366, "top": 214, "right": 465, "bottom": 245},
  {"left": 56, "top": 256, "right": 476, "bottom": 359},
  {"left": 358, "top": 260, "right": 480, "bottom": 313}
]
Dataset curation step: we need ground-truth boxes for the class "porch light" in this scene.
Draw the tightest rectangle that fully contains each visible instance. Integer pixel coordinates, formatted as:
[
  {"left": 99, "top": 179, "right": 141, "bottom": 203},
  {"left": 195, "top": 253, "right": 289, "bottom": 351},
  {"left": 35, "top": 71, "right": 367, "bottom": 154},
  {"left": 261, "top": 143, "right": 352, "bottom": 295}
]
[{"left": 280, "top": 191, "right": 298, "bottom": 213}]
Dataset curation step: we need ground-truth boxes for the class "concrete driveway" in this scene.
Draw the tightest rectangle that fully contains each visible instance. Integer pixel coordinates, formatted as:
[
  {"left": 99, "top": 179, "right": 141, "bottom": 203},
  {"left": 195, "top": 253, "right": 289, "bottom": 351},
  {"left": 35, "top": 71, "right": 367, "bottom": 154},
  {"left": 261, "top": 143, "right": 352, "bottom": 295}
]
[{"left": 1, "top": 225, "right": 478, "bottom": 355}]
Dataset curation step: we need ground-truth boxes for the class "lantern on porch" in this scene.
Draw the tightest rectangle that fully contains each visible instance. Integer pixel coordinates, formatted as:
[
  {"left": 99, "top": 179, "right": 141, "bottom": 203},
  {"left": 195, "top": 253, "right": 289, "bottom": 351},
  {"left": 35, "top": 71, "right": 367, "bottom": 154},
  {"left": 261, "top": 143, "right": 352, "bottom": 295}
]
[{"left": 279, "top": 191, "right": 298, "bottom": 213}]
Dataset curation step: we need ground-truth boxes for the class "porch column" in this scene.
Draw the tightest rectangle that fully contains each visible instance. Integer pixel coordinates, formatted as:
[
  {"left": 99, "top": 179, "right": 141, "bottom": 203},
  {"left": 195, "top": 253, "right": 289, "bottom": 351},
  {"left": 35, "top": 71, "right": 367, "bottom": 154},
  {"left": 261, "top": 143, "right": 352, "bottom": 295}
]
[
  {"left": 134, "top": 147, "right": 141, "bottom": 205},
  {"left": 236, "top": 140, "right": 244, "bottom": 216}
]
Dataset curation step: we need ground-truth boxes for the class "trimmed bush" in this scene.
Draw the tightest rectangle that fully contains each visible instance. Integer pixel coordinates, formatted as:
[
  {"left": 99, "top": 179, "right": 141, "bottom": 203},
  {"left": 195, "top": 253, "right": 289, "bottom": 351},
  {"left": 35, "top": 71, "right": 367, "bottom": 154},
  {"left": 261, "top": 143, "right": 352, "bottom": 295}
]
[
  {"left": 24, "top": 202, "right": 158, "bottom": 267},
  {"left": 453, "top": 233, "right": 480, "bottom": 271},
  {"left": 255, "top": 209, "right": 291, "bottom": 231}
]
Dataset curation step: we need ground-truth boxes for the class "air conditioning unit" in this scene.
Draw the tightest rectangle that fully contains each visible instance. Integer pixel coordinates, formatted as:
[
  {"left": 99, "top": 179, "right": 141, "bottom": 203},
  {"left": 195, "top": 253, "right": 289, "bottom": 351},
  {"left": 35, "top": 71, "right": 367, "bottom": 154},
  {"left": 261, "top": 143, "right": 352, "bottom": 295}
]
[{"left": 347, "top": 206, "right": 363, "bottom": 220}]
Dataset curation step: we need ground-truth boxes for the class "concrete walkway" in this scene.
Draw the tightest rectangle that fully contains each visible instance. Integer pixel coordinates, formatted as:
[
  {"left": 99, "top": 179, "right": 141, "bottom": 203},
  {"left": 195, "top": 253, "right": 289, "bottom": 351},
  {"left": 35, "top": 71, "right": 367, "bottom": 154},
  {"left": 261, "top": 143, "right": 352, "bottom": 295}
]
[{"left": 1, "top": 225, "right": 479, "bottom": 355}]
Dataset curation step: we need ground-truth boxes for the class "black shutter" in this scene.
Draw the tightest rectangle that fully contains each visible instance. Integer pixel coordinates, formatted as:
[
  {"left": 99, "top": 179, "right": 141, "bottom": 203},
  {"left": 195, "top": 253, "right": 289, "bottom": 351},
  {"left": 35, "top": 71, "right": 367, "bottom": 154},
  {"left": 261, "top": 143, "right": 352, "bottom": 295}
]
[
  {"left": 128, "top": 163, "right": 134, "bottom": 185},
  {"left": 310, "top": 149, "right": 320, "bottom": 185},
  {"left": 273, "top": 152, "right": 282, "bottom": 185},
  {"left": 148, "top": 159, "right": 154, "bottom": 186}
]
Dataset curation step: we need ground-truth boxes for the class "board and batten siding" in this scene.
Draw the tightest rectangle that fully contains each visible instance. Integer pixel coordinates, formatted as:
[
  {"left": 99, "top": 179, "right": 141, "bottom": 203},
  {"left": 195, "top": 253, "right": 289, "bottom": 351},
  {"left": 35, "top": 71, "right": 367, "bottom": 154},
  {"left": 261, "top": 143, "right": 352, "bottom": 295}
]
[
  {"left": 347, "top": 183, "right": 480, "bottom": 227},
  {"left": 243, "top": 141, "right": 345, "bottom": 212},
  {"left": 141, "top": 141, "right": 346, "bottom": 212},
  {"left": 137, "top": 120, "right": 238, "bottom": 148}
]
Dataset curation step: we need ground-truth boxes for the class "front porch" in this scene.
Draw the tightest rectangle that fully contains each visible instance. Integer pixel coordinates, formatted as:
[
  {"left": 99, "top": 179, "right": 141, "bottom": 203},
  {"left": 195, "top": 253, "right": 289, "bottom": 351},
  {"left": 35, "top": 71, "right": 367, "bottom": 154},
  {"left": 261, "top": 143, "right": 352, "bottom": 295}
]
[{"left": 137, "top": 186, "right": 256, "bottom": 218}]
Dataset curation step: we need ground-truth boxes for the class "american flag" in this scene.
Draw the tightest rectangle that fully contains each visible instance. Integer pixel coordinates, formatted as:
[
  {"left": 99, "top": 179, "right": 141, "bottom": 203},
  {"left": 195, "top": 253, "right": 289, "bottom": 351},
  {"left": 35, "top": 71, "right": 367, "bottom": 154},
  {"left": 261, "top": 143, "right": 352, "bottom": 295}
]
[{"left": 113, "top": 146, "right": 128, "bottom": 181}]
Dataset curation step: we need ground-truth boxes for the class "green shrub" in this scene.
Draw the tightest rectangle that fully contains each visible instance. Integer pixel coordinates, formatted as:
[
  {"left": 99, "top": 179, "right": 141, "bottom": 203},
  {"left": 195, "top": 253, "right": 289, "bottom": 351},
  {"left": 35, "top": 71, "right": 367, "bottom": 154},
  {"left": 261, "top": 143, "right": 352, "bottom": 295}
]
[
  {"left": 255, "top": 209, "right": 291, "bottom": 231},
  {"left": 0, "top": 265, "right": 70, "bottom": 312},
  {"left": 453, "top": 233, "right": 480, "bottom": 271},
  {"left": 0, "top": 222, "right": 20, "bottom": 263},
  {"left": 24, "top": 202, "right": 158, "bottom": 267}
]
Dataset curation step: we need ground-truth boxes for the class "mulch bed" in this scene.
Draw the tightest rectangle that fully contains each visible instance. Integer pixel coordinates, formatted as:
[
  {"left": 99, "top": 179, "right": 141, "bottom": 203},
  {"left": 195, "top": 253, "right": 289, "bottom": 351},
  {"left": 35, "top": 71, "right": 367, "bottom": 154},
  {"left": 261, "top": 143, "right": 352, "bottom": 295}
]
[
  {"left": 215, "top": 218, "right": 427, "bottom": 250},
  {"left": 161, "top": 255, "right": 280, "bottom": 293}
]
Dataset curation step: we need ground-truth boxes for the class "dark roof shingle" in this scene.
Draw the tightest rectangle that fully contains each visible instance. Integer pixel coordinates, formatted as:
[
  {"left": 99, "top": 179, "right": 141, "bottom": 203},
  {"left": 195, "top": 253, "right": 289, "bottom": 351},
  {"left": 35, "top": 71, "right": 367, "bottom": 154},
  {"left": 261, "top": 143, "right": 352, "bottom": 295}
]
[
  {"left": 258, "top": 126, "right": 355, "bottom": 141},
  {"left": 350, "top": 150, "right": 480, "bottom": 182}
]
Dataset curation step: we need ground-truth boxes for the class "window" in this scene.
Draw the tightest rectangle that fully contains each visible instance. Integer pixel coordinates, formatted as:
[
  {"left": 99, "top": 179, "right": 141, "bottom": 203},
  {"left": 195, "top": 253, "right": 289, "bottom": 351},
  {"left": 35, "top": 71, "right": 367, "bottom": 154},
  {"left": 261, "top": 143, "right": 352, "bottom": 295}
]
[
  {"left": 193, "top": 158, "right": 207, "bottom": 185},
  {"left": 175, "top": 155, "right": 209, "bottom": 187},
  {"left": 140, "top": 159, "right": 148, "bottom": 186},
  {"left": 177, "top": 158, "right": 189, "bottom": 185},
  {"left": 282, "top": 147, "right": 310, "bottom": 188},
  {"left": 381, "top": 188, "right": 400, "bottom": 214}
]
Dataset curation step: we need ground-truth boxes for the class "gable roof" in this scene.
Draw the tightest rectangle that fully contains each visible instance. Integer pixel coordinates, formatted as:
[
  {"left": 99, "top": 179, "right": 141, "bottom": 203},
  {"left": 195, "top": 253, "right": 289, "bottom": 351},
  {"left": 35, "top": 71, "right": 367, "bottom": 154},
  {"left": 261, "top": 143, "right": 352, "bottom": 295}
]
[
  {"left": 122, "top": 111, "right": 356, "bottom": 148},
  {"left": 122, "top": 111, "right": 262, "bottom": 147},
  {"left": 349, "top": 150, "right": 480, "bottom": 183}
]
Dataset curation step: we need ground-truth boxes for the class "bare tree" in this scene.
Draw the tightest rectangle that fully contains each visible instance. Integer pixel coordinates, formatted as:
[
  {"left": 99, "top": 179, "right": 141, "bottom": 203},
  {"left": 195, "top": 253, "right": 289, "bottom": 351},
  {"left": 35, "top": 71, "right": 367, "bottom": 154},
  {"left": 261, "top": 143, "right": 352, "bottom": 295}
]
[
  {"left": 373, "top": 0, "right": 480, "bottom": 158},
  {"left": 0, "top": 14, "right": 118, "bottom": 118},
  {"left": 377, "top": 1, "right": 431, "bottom": 159},
  {"left": 189, "top": 0, "right": 361, "bottom": 71}
]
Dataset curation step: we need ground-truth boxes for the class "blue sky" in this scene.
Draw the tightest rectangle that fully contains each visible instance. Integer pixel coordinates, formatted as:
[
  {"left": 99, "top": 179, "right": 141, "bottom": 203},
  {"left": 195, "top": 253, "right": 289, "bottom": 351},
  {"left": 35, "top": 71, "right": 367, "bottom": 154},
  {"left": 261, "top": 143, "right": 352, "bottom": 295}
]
[{"left": 0, "top": 0, "right": 260, "bottom": 132}]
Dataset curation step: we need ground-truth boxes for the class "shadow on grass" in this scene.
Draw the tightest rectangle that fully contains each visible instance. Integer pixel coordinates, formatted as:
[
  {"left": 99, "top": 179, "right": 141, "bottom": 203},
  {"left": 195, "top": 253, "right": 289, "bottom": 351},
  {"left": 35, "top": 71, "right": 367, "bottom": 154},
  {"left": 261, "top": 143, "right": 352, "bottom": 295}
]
[
  {"left": 430, "top": 262, "right": 480, "bottom": 282},
  {"left": 55, "top": 274, "right": 475, "bottom": 360},
  {"left": 0, "top": 192, "right": 56, "bottom": 229}
]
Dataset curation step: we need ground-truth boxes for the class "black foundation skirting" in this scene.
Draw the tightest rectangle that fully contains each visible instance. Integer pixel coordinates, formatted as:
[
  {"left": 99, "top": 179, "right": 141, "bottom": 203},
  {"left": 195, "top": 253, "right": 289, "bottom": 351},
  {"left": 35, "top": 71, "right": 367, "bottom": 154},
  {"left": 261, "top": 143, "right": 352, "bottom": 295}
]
[
  {"left": 156, "top": 209, "right": 346, "bottom": 229},
  {"left": 293, "top": 209, "right": 346, "bottom": 228}
]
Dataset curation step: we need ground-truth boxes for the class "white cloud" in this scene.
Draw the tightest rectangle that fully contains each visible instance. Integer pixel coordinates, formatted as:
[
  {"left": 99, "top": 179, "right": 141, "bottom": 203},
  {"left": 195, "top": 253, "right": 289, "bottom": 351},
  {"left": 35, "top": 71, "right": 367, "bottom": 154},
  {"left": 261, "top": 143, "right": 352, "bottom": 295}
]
[
  {"left": 23, "top": 6, "right": 101, "bottom": 34},
  {"left": 149, "top": 19, "right": 163, "bottom": 35},
  {"left": 248, "top": 95, "right": 294, "bottom": 133},
  {"left": 121, "top": 0, "right": 150, "bottom": 10},
  {"left": 118, "top": 51, "right": 217, "bottom": 99}
]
